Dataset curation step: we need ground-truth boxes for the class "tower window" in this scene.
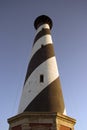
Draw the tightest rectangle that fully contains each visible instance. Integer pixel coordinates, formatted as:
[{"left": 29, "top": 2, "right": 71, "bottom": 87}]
[
  {"left": 40, "top": 74, "right": 44, "bottom": 83},
  {"left": 41, "top": 44, "right": 44, "bottom": 48}
]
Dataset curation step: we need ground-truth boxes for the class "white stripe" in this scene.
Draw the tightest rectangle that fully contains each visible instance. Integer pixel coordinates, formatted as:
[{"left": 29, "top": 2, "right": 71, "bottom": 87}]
[
  {"left": 35, "top": 24, "right": 50, "bottom": 34},
  {"left": 63, "top": 108, "right": 67, "bottom": 115},
  {"left": 31, "top": 35, "right": 53, "bottom": 58},
  {"left": 18, "top": 56, "right": 59, "bottom": 113}
]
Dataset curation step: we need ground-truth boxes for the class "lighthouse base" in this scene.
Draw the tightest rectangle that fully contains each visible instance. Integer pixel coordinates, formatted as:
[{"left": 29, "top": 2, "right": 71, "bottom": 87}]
[{"left": 8, "top": 112, "right": 76, "bottom": 130}]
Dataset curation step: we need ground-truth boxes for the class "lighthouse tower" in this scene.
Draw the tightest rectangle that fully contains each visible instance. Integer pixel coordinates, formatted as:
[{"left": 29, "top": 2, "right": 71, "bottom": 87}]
[
  {"left": 8, "top": 15, "right": 76, "bottom": 130},
  {"left": 18, "top": 15, "right": 66, "bottom": 114}
]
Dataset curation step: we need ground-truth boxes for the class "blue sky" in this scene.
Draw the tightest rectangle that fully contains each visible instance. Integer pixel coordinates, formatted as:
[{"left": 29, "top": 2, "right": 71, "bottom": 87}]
[{"left": 0, "top": 0, "right": 87, "bottom": 130}]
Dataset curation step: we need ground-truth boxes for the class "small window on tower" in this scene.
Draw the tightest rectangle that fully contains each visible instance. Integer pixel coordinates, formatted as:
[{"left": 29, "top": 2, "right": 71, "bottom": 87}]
[
  {"left": 41, "top": 44, "right": 44, "bottom": 48},
  {"left": 40, "top": 74, "right": 44, "bottom": 83}
]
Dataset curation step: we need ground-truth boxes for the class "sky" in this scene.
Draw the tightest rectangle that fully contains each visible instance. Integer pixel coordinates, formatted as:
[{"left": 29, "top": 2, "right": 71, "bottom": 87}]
[{"left": 0, "top": 0, "right": 87, "bottom": 130}]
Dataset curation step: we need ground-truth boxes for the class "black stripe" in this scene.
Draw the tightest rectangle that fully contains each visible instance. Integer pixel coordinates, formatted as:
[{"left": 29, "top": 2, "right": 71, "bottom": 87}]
[
  {"left": 24, "top": 44, "right": 55, "bottom": 84},
  {"left": 33, "top": 28, "right": 51, "bottom": 45},
  {"left": 24, "top": 77, "right": 65, "bottom": 113}
]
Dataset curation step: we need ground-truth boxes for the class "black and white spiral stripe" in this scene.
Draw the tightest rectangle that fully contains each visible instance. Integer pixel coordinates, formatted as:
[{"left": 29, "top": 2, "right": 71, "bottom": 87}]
[{"left": 18, "top": 15, "right": 66, "bottom": 115}]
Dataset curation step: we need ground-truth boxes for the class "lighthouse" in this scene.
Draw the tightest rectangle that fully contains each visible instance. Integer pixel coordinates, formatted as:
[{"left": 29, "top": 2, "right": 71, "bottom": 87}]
[
  {"left": 8, "top": 15, "right": 76, "bottom": 130},
  {"left": 18, "top": 15, "right": 66, "bottom": 114}
]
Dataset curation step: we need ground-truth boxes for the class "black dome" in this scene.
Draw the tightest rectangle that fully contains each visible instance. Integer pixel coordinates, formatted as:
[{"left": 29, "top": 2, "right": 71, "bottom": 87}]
[{"left": 34, "top": 15, "right": 53, "bottom": 30}]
